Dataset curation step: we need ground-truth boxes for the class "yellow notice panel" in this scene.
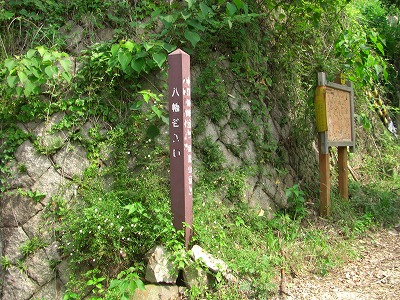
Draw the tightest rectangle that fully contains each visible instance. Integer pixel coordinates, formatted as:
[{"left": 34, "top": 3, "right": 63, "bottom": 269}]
[
  {"left": 325, "top": 87, "right": 352, "bottom": 142},
  {"left": 315, "top": 86, "right": 327, "bottom": 132}
]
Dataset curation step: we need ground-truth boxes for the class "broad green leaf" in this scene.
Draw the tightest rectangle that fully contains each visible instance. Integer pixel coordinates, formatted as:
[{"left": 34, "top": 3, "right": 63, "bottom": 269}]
[
  {"left": 375, "top": 43, "right": 384, "bottom": 56},
  {"left": 233, "top": 0, "right": 243, "bottom": 9},
  {"left": 136, "top": 279, "right": 145, "bottom": 290},
  {"left": 151, "top": 8, "right": 161, "bottom": 18},
  {"left": 162, "top": 43, "right": 177, "bottom": 53},
  {"left": 184, "top": 0, "right": 195, "bottom": 8},
  {"left": 6, "top": 75, "right": 18, "bottom": 88},
  {"left": 131, "top": 58, "right": 145, "bottom": 73},
  {"left": 124, "top": 40, "right": 135, "bottom": 52},
  {"left": 140, "top": 91, "right": 151, "bottom": 103},
  {"left": 4, "top": 58, "right": 17, "bottom": 71},
  {"left": 45, "top": 65, "right": 58, "bottom": 78},
  {"left": 61, "top": 72, "right": 72, "bottom": 82},
  {"left": 159, "top": 15, "right": 176, "bottom": 29},
  {"left": 87, "top": 279, "right": 94, "bottom": 285},
  {"left": 152, "top": 52, "right": 166, "bottom": 68},
  {"left": 0, "top": 10, "right": 14, "bottom": 21},
  {"left": 124, "top": 204, "right": 135, "bottom": 215},
  {"left": 59, "top": 58, "right": 71, "bottom": 72},
  {"left": 359, "top": 44, "right": 370, "bottom": 52},
  {"left": 52, "top": 51, "right": 62, "bottom": 59},
  {"left": 378, "top": 35, "right": 386, "bottom": 46},
  {"left": 161, "top": 115, "right": 169, "bottom": 124},
  {"left": 26, "top": 49, "right": 36, "bottom": 58},
  {"left": 37, "top": 46, "right": 46, "bottom": 57},
  {"left": 143, "top": 42, "right": 154, "bottom": 51},
  {"left": 383, "top": 69, "right": 388, "bottom": 81},
  {"left": 242, "top": 3, "right": 249, "bottom": 14},
  {"left": 336, "top": 40, "right": 344, "bottom": 47},
  {"left": 151, "top": 106, "right": 162, "bottom": 118},
  {"left": 30, "top": 64, "right": 41, "bottom": 78},
  {"left": 21, "top": 59, "right": 33, "bottom": 73},
  {"left": 374, "top": 64, "right": 383, "bottom": 76},
  {"left": 369, "top": 32, "right": 377, "bottom": 44},
  {"left": 129, "top": 100, "right": 143, "bottom": 110},
  {"left": 18, "top": 71, "right": 27, "bottom": 83},
  {"left": 42, "top": 51, "right": 53, "bottom": 62},
  {"left": 181, "top": 10, "right": 191, "bottom": 20},
  {"left": 23, "top": 79, "right": 36, "bottom": 97},
  {"left": 366, "top": 55, "right": 375, "bottom": 67},
  {"left": 118, "top": 50, "right": 132, "bottom": 72},
  {"left": 128, "top": 280, "right": 137, "bottom": 292},
  {"left": 227, "top": 19, "right": 233, "bottom": 29},
  {"left": 136, "top": 51, "right": 148, "bottom": 58},
  {"left": 145, "top": 58, "right": 156, "bottom": 69},
  {"left": 111, "top": 44, "right": 120, "bottom": 57},
  {"left": 226, "top": 2, "right": 237, "bottom": 16},
  {"left": 146, "top": 125, "right": 160, "bottom": 139},
  {"left": 186, "top": 19, "right": 206, "bottom": 31},
  {"left": 184, "top": 30, "right": 201, "bottom": 48},
  {"left": 199, "top": 3, "right": 212, "bottom": 17},
  {"left": 16, "top": 86, "right": 23, "bottom": 97}
]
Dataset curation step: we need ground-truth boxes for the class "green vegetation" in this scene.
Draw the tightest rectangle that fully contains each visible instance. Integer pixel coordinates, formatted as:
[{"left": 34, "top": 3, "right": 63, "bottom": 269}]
[
  {"left": 0, "top": 0, "right": 399, "bottom": 299},
  {"left": 17, "top": 188, "right": 46, "bottom": 202},
  {"left": 0, "top": 256, "right": 12, "bottom": 270},
  {"left": 20, "top": 236, "right": 47, "bottom": 258}
]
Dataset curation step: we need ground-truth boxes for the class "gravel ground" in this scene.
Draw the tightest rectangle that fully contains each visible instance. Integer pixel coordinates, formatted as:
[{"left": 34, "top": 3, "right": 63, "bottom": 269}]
[{"left": 273, "top": 229, "right": 400, "bottom": 300}]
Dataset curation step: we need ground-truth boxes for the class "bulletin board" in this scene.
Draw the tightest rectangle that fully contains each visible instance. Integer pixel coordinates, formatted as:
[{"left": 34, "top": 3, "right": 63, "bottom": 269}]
[
  {"left": 325, "top": 86, "right": 352, "bottom": 143},
  {"left": 314, "top": 77, "right": 355, "bottom": 152}
]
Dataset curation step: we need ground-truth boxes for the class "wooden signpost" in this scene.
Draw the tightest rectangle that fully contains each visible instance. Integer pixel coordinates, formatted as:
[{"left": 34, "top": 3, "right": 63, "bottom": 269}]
[
  {"left": 168, "top": 49, "right": 193, "bottom": 249},
  {"left": 315, "top": 72, "right": 355, "bottom": 217}
]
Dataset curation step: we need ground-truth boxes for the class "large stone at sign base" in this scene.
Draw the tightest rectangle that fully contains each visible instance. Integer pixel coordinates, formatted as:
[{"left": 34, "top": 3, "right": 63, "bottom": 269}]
[
  {"left": 190, "top": 245, "right": 237, "bottom": 283},
  {"left": 183, "top": 261, "right": 210, "bottom": 289},
  {"left": 133, "top": 284, "right": 183, "bottom": 300},
  {"left": 145, "top": 246, "right": 178, "bottom": 284}
]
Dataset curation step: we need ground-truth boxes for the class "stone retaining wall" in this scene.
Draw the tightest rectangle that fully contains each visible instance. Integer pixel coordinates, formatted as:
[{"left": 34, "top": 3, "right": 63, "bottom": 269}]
[{"left": 0, "top": 93, "right": 315, "bottom": 299}]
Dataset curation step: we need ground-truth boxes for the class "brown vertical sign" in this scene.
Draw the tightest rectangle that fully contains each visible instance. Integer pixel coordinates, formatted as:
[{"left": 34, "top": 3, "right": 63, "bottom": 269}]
[{"left": 168, "top": 49, "right": 193, "bottom": 249}]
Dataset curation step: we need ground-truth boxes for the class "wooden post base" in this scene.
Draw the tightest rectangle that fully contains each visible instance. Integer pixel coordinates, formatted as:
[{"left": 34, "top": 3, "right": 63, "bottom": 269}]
[
  {"left": 338, "top": 146, "right": 349, "bottom": 200},
  {"left": 319, "top": 133, "right": 330, "bottom": 217}
]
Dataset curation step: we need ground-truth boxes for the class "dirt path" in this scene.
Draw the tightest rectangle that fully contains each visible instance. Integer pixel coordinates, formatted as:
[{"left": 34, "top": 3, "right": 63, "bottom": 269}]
[{"left": 277, "top": 229, "right": 400, "bottom": 299}]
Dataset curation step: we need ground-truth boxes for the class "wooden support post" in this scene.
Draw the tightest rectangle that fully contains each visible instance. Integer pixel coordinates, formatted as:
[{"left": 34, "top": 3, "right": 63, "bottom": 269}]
[
  {"left": 335, "top": 74, "right": 349, "bottom": 201},
  {"left": 319, "top": 132, "right": 330, "bottom": 217},
  {"left": 338, "top": 146, "right": 349, "bottom": 200}
]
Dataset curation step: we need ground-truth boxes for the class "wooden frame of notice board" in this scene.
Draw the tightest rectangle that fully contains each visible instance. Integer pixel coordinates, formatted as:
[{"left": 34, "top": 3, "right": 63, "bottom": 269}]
[
  {"left": 315, "top": 72, "right": 355, "bottom": 217},
  {"left": 315, "top": 72, "right": 355, "bottom": 154}
]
